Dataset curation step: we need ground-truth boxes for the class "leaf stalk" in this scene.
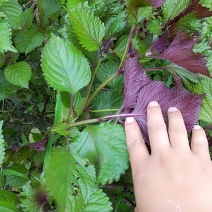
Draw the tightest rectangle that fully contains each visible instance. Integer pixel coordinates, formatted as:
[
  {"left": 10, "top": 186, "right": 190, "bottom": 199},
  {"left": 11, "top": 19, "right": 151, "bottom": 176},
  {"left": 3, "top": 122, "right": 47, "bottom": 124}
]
[
  {"left": 84, "top": 26, "right": 137, "bottom": 110},
  {"left": 50, "top": 113, "right": 142, "bottom": 132},
  {"left": 86, "top": 71, "right": 121, "bottom": 108},
  {"left": 119, "top": 25, "right": 137, "bottom": 69},
  {"left": 38, "top": 0, "right": 44, "bottom": 30},
  {"left": 84, "top": 59, "right": 102, "bottom": 111},
  {"left": 89, "top": 109, "right": 118, "bottom": 113}
]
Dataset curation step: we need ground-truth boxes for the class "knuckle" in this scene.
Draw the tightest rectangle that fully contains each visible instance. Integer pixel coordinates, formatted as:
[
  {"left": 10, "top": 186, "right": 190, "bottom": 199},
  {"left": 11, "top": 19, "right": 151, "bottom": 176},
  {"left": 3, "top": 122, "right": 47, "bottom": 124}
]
[
  {"left": 148, "top": 122, "right": 166, "bottom": 132},
  {"left": 127, "top": 138, "right": 142, "bottom": 149},
  {"left": 147, "top": 106, "right": 160, "bottom": 113},
  {"left": 169, "top": 125, "right": 186, "bottom": 133},
  {"left": 192, "top": 136, "right": 207, "bottom": 145}
]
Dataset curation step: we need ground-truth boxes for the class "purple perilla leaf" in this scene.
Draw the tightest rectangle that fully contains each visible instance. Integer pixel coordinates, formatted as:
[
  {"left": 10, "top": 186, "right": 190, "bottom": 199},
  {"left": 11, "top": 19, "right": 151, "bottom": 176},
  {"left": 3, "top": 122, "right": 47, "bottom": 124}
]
[
  {"left": 173, "top": 75, "right": 183, "bottom": 89},
  {"left": 10, "top": 139, "right": 47, "bottom": 151},
  {"left": 131, "top": 80, "right": 203, "bottom": 142},
  {"left": 122, "top": 56, "right": 150, "bottom": 109},
  {"left": 148, "top": 31, "right": 210, "bottom": 77},
  {"left": 193, "top": 2, "right": 212, "bottom": 18},
  {"left": 27, "top": 139, "right": 47, "bottom": 151},
  {"left": 147, "top": 0, "right": 164, "bottom": 8},
  {"left": 122, "top": 56, "right": 203, "bottom": 143},
  {"left": 146, "top": 30, "right": 169, "bottom": 56},
  {"left": 183, "top": 0, "right": 212, "bottom": 19},
  {"left": 167, "top": 1, "right": 212, "bottom": 27}
]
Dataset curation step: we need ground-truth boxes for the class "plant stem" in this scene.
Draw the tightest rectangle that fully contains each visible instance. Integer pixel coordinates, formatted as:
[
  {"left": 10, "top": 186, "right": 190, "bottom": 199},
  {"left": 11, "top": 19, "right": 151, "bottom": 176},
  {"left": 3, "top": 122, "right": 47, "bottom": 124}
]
[
  {"left": 118, "top": 25, "right": 137, "bottom": 69},
  {"left": 66, "top": 94, "right": 74, "bottom": 121},
  {"left": 41, "top": 96, "right": 50, "bottom": 117},
  {"left": 145, "top": 67, "right": 165, "bottom": 72},
  {"left": 85, "top": 59, "right": 102, "bottom": 109},
  {"left": 85, "top": 71, "right": 121, "bottom": 108},
  {"left": 50, "top": 113, "right": 142, "bottom": 132},
  {"left": 89, "top": 109, "right": 118, "bottom": 113},
  {"left": 38, "top": 0, "right": 44, "bottom": 30},
  {"left": 84, "top": 26, "right": 136, "bottom": 110}
]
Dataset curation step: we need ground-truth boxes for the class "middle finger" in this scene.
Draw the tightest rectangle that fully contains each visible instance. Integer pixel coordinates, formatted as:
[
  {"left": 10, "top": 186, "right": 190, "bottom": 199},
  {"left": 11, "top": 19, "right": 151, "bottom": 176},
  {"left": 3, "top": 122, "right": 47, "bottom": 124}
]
[{"left": 147, "top": 101, "right": 170, "bottom": 154}]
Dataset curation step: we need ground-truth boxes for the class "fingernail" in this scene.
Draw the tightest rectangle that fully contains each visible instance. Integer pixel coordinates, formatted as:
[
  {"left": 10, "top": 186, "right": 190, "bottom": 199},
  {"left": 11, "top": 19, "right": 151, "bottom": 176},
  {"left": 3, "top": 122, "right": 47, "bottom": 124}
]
[
  {"left": 126, "top": 117, "right": 135, "bottom": 123},
  {"left": 148, "top": 101, "right": 159, "bottom": 107},
  {"left": 168, "top": 107, "right": 178, "bottom": 112},
  {"left": 193, "top": 125, "right": 201, "bottom": 130}
]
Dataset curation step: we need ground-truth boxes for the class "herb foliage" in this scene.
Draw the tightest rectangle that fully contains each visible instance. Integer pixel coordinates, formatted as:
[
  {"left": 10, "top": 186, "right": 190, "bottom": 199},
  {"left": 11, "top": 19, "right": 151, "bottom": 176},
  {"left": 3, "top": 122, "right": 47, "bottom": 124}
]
[{"left": 1, "top": 0, "right": 212, "bottom": 211}]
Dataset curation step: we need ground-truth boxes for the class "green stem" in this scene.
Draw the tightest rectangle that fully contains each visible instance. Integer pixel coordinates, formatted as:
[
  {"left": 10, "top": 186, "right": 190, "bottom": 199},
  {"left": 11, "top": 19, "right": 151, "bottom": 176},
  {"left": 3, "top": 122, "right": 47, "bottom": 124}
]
[
  {"left": 145, "top": 67, "right": 167, "bottom": 72},
  {"left": 38, "top": 0, "right": 44, "bottom": 30},
  {"left": 85, "top": 59, "right": 102, "bottom": 108},
  {"left": 49, "top": 113, "right": 142, "bottom": 134},
  {"left": 85, "top": 26, "right": 137, "bottom": 109},
  {"left": 86, "top": 71, "right": 121, "bottom": 108},
  {"left": 66, "top": 94, "right": 74, "bottom": 121},
  {"left": 118, "top": 25, "right": 137, "bottom": 69},
  {"left": 89, "top": 109, "right": 118, "bottom": 113},
  {"left": 0, "top": 170, "right": 5, "bottom": 189}
]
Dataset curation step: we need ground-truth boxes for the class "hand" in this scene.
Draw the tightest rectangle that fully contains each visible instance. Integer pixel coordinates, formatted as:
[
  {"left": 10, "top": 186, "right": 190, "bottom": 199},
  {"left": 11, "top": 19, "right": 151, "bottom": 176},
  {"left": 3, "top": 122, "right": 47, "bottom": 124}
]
[{"left": 125, "top": 101, "right": 212, "bottom": 212}]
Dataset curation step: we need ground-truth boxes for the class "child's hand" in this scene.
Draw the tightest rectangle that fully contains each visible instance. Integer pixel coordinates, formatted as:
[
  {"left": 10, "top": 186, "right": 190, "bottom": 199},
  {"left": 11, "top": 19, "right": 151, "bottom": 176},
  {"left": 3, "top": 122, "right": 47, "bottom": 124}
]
[{"left": 125, "top": 101, "right": 212, "bottom": 212}]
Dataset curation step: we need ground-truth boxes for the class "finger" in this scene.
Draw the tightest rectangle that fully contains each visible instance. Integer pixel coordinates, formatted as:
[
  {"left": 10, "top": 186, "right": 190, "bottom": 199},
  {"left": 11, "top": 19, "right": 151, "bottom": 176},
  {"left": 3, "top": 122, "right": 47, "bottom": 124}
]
[
  {"left": 168, "top": 107, "right": 189, "bottom": 150},
  {"left": 191, "top": 125, "right": 210, "bottom": 160},
  {"left": 147, "top": 101, "right": 170, "bottom": 154},
  {"left": 125, "top": 117, "right": 149, "bottom": 171}
]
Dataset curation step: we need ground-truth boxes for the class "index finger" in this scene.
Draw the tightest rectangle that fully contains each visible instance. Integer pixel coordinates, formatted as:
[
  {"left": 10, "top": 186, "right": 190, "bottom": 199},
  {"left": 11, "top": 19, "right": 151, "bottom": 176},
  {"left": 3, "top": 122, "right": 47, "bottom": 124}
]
[
  {"left": 125, "top": 117, "right": 149, "bottom": 172},
  {"left": 147, "top": 101, "right": 170, "bottom": 154}
]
